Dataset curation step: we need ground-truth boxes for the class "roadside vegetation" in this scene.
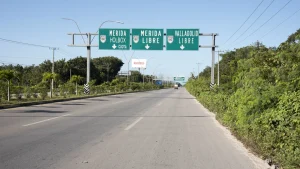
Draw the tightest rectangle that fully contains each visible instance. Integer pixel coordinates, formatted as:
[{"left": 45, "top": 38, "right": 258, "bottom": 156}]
[
  {"left": 0, "top": 56, "right": 169, "bottom": 105},
  {"left": 186, "top": 29, "right": 300, "bottom": 169}
]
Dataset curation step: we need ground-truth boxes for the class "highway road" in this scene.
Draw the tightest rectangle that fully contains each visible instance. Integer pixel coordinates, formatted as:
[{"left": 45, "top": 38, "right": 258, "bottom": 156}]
[{"left": 0, "top": 88, "right": 268, "bottom": 169}]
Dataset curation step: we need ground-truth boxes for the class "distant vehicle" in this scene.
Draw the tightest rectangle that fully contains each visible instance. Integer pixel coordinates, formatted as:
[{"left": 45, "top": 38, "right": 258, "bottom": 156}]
[{"left": 174, "top": 84, "right": 178, "bottom": 89}]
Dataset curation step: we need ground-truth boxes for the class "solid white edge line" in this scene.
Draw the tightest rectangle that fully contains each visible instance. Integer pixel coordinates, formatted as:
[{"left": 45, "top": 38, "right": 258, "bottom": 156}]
[
  {"left": 124, "top": 117, "right": 143, "bottom": 131},
  {"left": 23, "top": 114, "right": 71, "bottom": 127}
]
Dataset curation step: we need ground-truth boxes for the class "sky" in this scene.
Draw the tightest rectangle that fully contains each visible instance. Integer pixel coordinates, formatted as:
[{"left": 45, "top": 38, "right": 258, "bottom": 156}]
[{"left": 0, "top": 0, "right": 299, "bottom": 80}]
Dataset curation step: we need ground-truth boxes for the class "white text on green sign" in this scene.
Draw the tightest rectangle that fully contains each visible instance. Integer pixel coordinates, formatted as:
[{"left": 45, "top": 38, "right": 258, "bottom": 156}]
[
  {"left": 132, "top": 29, "right": 164, "bottom": 50},
  {"left": 99, "top": 29, "right": 130, "bottom": 50},
  {"left": 166, "top": 29, "right": 199, "bottom": 50}
]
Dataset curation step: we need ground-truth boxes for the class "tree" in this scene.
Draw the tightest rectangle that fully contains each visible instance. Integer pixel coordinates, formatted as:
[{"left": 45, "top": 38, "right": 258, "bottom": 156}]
[
  {"left": 42, "top": 72, "right": 60, "bottom": 98},
  {"left": 0, "top": 70, "right": 14, "bottom": 101},
  {"left": 185, "top": 29, "right": 300, "bottom": 168},
  {"left": 22, "top": 65, "right": 42, "bottom": 86},
  {"left": 130, "top": 71, "right": 143, "bottom": 82},
  {"left": 71, "top": 75, "right": 84, "bottom": 95},
  {"left": 67, "top": 56, "right": 99, "bottom": 84},
  {"left": 92, "top": 56, "right": 124, "bottom": 84}
]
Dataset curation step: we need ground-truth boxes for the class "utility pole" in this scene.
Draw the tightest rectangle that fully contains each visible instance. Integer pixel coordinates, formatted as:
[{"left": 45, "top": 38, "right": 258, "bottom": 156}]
[
  {"left": 216, "top": 50, "right": 224, "bottom": 86},
  {"left": 50, "top": 47, "right": 58, "bottom": 98}
]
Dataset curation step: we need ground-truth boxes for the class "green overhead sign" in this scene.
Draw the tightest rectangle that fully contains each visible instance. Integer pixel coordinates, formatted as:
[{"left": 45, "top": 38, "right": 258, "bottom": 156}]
[
  {"left": 132, "top": 29, "right": 164, "bottom": 50},
  {"left": 99, "top": 29, "right": 130, "bottom": 50},
  {"left": 98, "top": 28, "right": 201, "bottom": 51},
  {"left": 166, "top": 29, "right": 199, "bottom": 50},
  {"left": 174, "top": 77, "right": 185, "bottom": 81}
]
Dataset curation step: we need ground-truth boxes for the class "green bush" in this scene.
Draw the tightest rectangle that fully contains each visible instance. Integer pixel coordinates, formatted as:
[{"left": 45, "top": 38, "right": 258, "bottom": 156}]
[
  {"left": 77, "top": 85, "right": 84, "bottom": 96},
  {"left": 252, "top": 92, "right": 300, "bottom": 168},
  {"left": 59, "top": 84, "right": 67, "bottom": 98},
  {"left": 0, "top": 81, "right": 8, "bottom": 100},
  {"left": 185, "top": 30, "right": 300, "bottom": 169},
  {"left": 39, "top": 87, "right": 48, "bottom": 100},
  {"left": 130, "top": 82, "right": 142, "bottom": 91},
  {"left": 65, "top": 82, "right": 75, "bottom": 96},
  {"left": 31, "top": 86, "right": 39, "bottom": 99},
  {"left": 24, "top": 87, "right": 32, "bottom": 99},
  {"left": 12, "top": 86, "right": 24, "bottom": 100}
]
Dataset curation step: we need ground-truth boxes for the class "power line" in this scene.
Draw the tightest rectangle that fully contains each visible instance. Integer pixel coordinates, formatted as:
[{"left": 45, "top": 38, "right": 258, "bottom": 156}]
[
  {"left": 57, "top": 50, "right": 71, "bottom": 58},
  {"left": 222, "top": 0, "right": 265, "bottom": 46},
  {"left": 0, "top": 37, "right": 55, "bottom": 49},
  {"left": 227, "top": 0, "right": 276, "bottom": 47},
  {"left": 236, "top": 0, "right": 293, "bottom": 45},
  {"left": 260, "top": 7, "right": 300, "bottom": 39},
  {"left": 59, "top": 48, "right": 77, "bottom": 57},
  {"left": 0, "top": 55, "right": 51, "bottom": 59}
]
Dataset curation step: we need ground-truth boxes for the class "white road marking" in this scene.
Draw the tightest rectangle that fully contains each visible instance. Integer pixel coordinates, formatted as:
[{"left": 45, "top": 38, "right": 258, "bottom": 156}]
[
  {"left": 124, "top": 117, "right": 143, "bottom": 130},
  {"left": 23, "top": 114, "right": 71, "bottom": 127},
  {"left": 114, "top": 101, "right": 125, "bottom": 104},
  {"left": 156, "top": 102, "right": 162, "bottom": 107}
]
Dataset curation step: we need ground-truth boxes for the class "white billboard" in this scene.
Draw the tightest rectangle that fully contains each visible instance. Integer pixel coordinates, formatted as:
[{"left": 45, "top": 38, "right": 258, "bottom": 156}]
[{"left": 132, "top": 59, "right": 147, "bottom": 69}]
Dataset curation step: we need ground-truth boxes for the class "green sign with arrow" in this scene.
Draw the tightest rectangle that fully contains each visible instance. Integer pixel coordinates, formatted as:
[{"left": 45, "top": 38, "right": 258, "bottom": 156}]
[
  {"left": 99, "top": 28, "right": 130, "bottom": 50},
  {"left": 166, "top": 29, "right": 199, "bottom": 50},
  {"left": 131, "top": 29, "right": 164, "bottom": 50},
  {"left": 173, "top": 77, "right": 185, "bottom": 81}
]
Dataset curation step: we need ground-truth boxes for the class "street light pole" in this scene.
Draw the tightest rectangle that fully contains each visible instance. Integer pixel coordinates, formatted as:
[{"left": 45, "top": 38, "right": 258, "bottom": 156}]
[
  {"left": 125, "top": 50, "right": 135, "bottom": 85},
  {"left": 61, "top": 18, "right": 86, "bottom": 44},
  {"left": 91, "top": 20, "right": 124, "bottom": 43},
  {"left": 143, "top": 56, "right": 154, "bottom": 85},
  {"left": 63, "top": 18, "right": 123, "bottom": 84}
]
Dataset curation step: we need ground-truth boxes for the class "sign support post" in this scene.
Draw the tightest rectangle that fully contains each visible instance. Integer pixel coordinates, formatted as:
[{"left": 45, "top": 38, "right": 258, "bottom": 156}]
[
  {"left": 87, "top": 33, "right": 91, "bottom": 83},
  {"left": 67, "top": 33, "right": 98, "bottom": 85},
  {"left": 211, "top": 34, "right": 216, "bottom": 87}
]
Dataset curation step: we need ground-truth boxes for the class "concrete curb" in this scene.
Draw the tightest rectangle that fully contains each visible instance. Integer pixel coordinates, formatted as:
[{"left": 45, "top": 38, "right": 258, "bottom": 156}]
[{"left": 0, "top": 89, "right": 157, "bottom": 110}]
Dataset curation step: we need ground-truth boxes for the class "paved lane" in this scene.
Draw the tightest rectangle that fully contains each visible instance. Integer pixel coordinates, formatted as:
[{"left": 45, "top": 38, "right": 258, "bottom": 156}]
[{"left": 0, "top": 89, "right": 268, "bottom": 169}]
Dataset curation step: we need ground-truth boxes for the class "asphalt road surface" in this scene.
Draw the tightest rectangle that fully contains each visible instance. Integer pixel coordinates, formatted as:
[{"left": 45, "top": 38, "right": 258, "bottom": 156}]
[{"left": 0, "top": 88, "right": 268, "bottom": 169}]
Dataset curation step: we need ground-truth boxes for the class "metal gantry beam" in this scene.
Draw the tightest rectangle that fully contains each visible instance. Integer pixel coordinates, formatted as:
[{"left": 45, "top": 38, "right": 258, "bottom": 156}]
[{"left": 67, "top": 32, "right": 218, "bottom": 89}]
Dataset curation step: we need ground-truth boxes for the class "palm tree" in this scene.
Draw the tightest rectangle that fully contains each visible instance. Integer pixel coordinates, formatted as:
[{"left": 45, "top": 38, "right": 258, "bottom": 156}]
[
  {"left": 42, "top": 72, "right": 60, "bottom": 98},
  {"left": 71, "top": 75, "right": 84, "bottom": 95},
  {"left": 0, "top": 70, "right": 15, "bottom": 101}
]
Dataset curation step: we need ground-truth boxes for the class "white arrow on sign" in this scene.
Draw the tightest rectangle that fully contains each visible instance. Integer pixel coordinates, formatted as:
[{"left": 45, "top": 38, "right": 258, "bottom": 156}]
[
  {"left": 180, "top": 45, "right": 185, "bottom": 50},
  {"left": 145, "top": 44, "right": 150, "bottom": 50},
  {"left": 112, "top": 44, "right": 117, "bottom": 49}
]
